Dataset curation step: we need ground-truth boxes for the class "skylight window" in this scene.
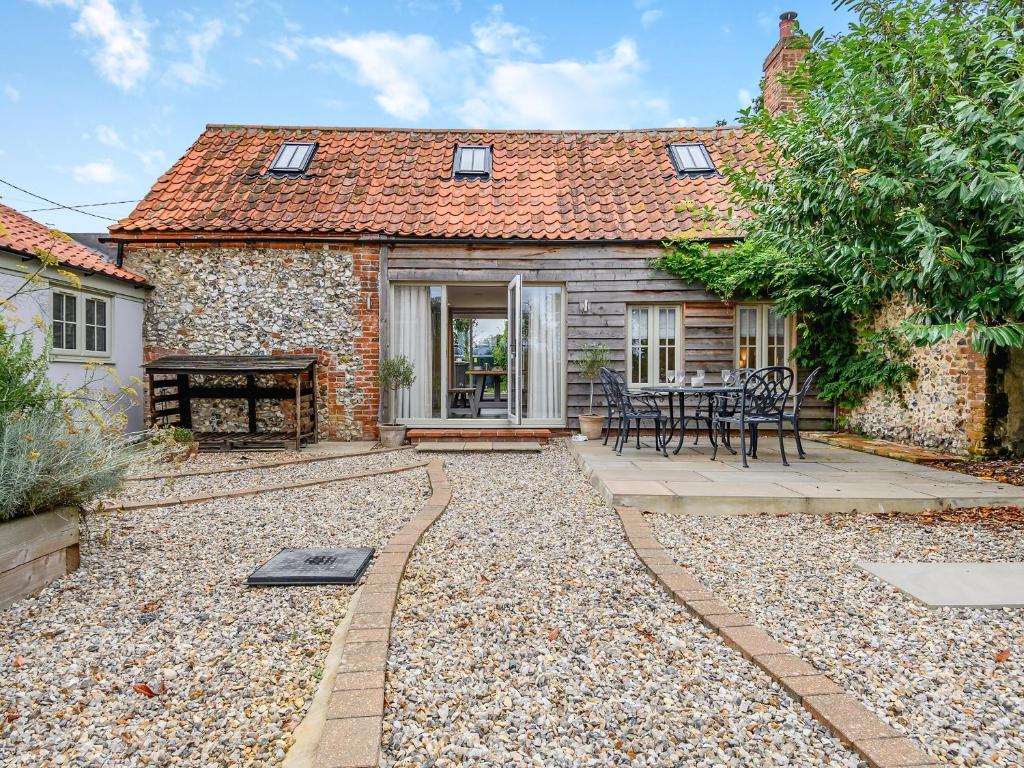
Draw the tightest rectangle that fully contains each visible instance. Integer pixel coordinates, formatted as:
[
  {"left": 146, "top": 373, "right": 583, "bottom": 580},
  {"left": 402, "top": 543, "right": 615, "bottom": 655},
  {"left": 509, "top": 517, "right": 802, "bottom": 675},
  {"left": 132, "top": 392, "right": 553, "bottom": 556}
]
[
  {"left": 668, "top": 142, "right": 716, "bottom": 175},
  {"left": 453, "top": 145, "right": 491, "bottom": 177},
  {"left": 270, "top": 142, "right": 316, "bottom": 173}
]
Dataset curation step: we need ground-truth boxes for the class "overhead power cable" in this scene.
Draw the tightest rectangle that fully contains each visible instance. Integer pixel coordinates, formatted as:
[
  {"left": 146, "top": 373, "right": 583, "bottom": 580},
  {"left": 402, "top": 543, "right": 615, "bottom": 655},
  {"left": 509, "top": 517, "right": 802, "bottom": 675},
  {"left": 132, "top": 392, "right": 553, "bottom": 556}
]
[
  {"left": 21, "top": 198, "right": 138, "bottom": 214},
  {"left": 0, "top": 177, "right": 120, "bottom": 222}
]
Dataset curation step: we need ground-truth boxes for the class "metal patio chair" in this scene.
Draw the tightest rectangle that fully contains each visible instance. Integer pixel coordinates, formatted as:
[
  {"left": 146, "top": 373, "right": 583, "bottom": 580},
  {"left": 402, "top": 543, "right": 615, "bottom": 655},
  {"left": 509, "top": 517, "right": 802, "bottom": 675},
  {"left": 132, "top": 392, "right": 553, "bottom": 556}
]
[
  {"left": 782, "top": 366, "right": 823, "bottom": 459},
  {"left": 600, "top": 368, "right": 669, "bottom": 456},
  {"left": 597, "top": 366, "right": 622, "bottom": 446},
  {"left": 711, "top": 366, "right": 794, "bottom": 468}
]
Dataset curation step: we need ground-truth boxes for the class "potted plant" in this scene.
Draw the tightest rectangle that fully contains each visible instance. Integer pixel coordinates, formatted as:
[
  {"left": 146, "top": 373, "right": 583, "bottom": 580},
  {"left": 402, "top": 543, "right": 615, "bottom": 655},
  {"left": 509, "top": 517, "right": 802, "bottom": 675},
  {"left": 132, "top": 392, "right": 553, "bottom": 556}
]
[
  {"left": 378, "top": 355, "right": 416, "bottom": 448},
  {"left": 574, "top": 343, "right": 610, "bottom": 439}
]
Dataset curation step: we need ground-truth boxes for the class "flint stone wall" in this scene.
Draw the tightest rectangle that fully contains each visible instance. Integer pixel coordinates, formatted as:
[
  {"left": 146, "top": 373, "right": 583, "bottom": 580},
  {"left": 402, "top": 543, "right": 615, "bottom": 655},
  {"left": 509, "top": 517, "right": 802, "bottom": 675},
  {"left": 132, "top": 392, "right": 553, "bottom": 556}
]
[
  {"left": 847, "top": 300, "right": 987, "bottom": 455},
  {"left": 123, "top": 243, "right": 380, "bottom": 440}
]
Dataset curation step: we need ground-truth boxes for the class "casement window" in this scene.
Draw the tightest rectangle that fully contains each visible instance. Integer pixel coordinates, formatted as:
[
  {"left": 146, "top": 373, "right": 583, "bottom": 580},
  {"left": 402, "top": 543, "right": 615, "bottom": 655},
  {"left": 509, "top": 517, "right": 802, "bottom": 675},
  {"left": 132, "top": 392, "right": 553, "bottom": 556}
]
[
  {"left": 735, "top": 304, "right": 790, "bottom": 369},
  {"left": 453, "top": 145, "right": 491, "bottom": 177},
  {"left": 627, "top": 305, "right": 682, "bottom": 386},
  {"left": 51, "top": 289, "right": 110, "bottom": 357}
]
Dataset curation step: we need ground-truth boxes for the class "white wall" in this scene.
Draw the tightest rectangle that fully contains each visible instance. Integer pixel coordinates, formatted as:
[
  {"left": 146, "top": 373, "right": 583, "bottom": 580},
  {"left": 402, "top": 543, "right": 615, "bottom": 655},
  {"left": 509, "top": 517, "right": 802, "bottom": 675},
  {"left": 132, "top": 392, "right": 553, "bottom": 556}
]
[{"left": 1, "top": 255, "right": 146, "bottom": 432}]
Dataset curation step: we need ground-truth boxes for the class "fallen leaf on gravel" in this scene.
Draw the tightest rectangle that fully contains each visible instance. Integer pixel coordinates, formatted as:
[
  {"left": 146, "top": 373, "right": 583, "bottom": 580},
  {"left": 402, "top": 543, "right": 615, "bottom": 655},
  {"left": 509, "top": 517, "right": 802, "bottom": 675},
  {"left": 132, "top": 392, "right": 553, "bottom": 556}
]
[
  {"left": 132, "top": 683, "right": 156, "bottom": 698},
  {"left": 13, "top": 655, "right": 25, "bottom": 668},
  {"left": 547, "top": 628, "right": 560, "bottom": 641},
  {"left": 635, "top": 625, "right": 656, "bottom": 642},
  {"left": 141, "top": 600, "right": 162, "bottom": 613},
  {"left": 5, "top": 710, "right": 19, "bottom": 723},
  {"left": 480, "top": 574, "right": 490, "bottom": 583},
  {"left": 994, "top": 649, "right": 1011, "bottom": 663}
]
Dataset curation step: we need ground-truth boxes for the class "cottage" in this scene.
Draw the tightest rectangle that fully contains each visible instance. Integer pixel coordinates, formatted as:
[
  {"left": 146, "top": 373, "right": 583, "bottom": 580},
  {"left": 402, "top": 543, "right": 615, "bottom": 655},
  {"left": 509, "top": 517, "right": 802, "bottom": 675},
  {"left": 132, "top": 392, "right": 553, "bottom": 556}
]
[
  {"left": 106, "top": 13, "right": 988, "bottom": 451},
  {"left": 0, "top": 204, "right": 147, "bottom": 430}
]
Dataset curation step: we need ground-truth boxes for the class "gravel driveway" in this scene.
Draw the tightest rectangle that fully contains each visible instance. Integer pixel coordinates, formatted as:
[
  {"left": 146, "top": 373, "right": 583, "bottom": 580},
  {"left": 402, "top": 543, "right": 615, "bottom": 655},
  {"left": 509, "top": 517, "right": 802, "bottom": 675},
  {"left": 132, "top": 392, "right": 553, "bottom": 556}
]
[
  {"left": 653, "top": 512, "right": 1024, "bottom": 767},
  {"left": 1, "top": 459, "right": 429, "bottom": 768},
  {"left": 383, "top": 444, "right": 859, "bottom": 767}
]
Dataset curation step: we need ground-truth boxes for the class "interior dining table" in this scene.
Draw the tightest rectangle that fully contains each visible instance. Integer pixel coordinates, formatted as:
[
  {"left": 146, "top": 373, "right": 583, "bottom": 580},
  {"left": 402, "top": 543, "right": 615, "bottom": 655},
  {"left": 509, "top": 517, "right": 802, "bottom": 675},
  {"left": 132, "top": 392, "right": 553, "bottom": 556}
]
[
  {"left": 466, "top": 368, "right": 507, "bottom": 407},
  {"left": 642, "top": 383, "right": 744, "bottom": 454}
]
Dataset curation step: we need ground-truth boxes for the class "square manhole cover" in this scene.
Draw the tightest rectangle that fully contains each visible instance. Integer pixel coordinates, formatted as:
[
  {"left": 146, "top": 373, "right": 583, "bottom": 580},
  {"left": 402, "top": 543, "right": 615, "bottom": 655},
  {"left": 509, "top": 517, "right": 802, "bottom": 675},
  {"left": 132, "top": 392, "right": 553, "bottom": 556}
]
[{"left": 247, "top": 547, "right": 374, "bottom": 586}]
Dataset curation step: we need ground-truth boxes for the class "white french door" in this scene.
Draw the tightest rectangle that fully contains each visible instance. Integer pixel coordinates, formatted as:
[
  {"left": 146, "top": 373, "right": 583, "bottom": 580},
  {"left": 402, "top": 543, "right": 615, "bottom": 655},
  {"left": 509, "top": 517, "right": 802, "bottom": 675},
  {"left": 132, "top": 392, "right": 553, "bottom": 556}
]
[{"left": 506, "top": 274, "right": 523, "bottom": 424}]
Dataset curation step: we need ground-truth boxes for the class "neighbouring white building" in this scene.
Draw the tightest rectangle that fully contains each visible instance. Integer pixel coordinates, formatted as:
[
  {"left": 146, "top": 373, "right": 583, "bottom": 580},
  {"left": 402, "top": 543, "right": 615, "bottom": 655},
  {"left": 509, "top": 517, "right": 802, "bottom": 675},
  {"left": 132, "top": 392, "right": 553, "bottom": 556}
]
[{"left": 0, "top": 204, "right": 148, "bottom": 432}]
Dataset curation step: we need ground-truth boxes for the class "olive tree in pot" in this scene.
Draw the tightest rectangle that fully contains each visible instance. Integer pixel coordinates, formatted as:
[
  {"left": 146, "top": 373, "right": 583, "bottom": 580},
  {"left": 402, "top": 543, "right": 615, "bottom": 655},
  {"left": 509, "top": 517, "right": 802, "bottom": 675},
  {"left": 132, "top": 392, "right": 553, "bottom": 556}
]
[
  {"left": 378, "top": 355, "right": 416, "bottom": 448},
  {"left": 574, "top": 343, "right": 610, "bottom": 439}
]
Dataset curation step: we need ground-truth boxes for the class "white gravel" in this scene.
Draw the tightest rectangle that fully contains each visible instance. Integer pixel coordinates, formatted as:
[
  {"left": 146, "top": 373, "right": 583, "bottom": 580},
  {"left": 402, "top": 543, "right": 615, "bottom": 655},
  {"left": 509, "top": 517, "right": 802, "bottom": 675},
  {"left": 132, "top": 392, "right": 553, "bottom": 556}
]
[
  {"left": 110, "top": 450, "right": 419, "bottom": 506},
  {"left": 1, "top": 467, "right": 429, "bottom": 767},
  {"left": 383, "top": 444, "right": 860, "bottom": 767},
  {"left": 653, "top": 511, "right": 1024, "bottom": 767}
]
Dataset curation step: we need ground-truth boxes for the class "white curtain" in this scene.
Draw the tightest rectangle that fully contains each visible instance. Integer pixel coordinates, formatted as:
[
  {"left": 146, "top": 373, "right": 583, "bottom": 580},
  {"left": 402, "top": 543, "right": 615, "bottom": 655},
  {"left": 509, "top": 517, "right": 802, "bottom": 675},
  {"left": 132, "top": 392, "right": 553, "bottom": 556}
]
[
  {"left": 525, "top": 287, "right": 563, "bottom": 419},
  {"left": 391, "top": 285, "right": 432, "bottom": 418}
]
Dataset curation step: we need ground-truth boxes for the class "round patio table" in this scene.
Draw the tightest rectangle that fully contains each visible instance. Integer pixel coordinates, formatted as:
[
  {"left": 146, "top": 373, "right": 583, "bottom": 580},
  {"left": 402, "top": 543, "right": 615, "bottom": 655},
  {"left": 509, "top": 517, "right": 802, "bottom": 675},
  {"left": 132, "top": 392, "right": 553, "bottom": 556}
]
[{"left": 641, "top": 383, "right": 743, "bottom": 455}]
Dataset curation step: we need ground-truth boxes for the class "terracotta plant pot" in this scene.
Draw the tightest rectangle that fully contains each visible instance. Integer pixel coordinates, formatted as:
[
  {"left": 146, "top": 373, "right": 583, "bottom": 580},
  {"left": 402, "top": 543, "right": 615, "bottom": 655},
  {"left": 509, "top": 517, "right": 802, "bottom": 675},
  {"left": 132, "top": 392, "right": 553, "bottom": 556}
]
[
  {"left": 578, "top": 414, "right": 606, "bottom": 440},
  {"left": 378, "top": 424, "right": 408, "bottom": 449}
]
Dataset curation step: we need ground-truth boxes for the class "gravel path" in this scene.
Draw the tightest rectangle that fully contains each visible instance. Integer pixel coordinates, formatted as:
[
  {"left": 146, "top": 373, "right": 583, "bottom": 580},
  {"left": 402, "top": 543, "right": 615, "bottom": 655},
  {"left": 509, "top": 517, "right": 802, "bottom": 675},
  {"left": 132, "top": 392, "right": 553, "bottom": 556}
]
[
  {"left": 384, "top": 444, "right": 859, "bottom": 767},
  {"left": 105, "top": 450, "right": 417, "bottom": 506},
  {"left": 653, "top": 512, "right": 1024, "bottom": 767},
  {"left": 1, "top": 468, "right": 429, "bottom": 767}
]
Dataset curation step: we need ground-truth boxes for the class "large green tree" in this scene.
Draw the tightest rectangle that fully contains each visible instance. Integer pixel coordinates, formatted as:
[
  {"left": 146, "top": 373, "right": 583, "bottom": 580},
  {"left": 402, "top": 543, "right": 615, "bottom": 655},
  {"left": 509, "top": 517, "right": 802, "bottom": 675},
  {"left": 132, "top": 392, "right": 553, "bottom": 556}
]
[{"left": 731, "top": 0, "right": 1024, "bottom": 352}]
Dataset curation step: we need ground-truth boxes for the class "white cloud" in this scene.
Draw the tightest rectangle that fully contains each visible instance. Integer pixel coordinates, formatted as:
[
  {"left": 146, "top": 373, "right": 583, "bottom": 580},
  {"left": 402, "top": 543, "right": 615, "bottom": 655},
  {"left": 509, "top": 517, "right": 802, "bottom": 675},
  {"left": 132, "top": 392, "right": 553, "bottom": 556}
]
[
  {"left": 460, "top": 38, "right": 662, "bottom": 129},
  {"left": 3, "top": 84, "right": 19, "bottom": 101},
  {"left": 308, "top": 32, "right": 474, "bottom": 121},
  {"left": 169, "top": 19, "right": 224, "bottom": 86},
  {"left": 91, "top": 123, "right": 167, "bottom": 170},
  {"left": 640, "top": 9, "right": 663, "bottom": 28},
  {"left": 472, "top": 5, "right": 540, "bottom": 57},
  {"left": 302, "top": 9, "right": 669, "bottom": 128},
  {"left": 71, "top": 0, "right": 151, "bottom": 90},
  {"left": 737, "top": 88, "right": 753, "bottom": 107},
  {"left": 670, "top": 115, "right": 701, "bottom": 127},
  {"left": 72, "top": 159, "right": 118, "bottom": 184}
]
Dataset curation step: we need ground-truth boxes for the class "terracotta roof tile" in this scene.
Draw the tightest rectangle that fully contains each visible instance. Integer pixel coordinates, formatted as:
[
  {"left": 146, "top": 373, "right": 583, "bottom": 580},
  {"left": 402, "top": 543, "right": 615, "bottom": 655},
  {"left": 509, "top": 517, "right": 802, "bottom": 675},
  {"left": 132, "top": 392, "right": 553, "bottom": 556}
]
[
  {"left": 0, "top": 204, "right": 145, "bottom": 284},
  {"left": 112, "top": 125, "right": 766, "bottom": 241}
]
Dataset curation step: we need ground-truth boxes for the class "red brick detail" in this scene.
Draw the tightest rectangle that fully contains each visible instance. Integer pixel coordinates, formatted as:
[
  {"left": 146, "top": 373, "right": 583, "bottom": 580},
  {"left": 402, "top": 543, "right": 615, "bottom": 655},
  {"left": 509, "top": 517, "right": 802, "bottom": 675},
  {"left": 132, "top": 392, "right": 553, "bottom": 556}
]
[
  {"left": 406, "top": 428, "right": 553, "bottom": 444},
  {"left": 762, "top": 13, "right": 808, "bottom": 116}
]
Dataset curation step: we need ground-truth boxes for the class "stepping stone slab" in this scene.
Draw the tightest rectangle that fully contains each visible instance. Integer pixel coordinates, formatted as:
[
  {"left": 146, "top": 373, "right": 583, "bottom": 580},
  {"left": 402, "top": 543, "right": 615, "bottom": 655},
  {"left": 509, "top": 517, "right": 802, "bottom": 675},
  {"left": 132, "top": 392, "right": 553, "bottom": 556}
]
[
  {"left": 858, "top": 561, "right": 1024, "bottom": 608},
  {"left": 247, "top": 547, "right": 374, "bottom": 585}
]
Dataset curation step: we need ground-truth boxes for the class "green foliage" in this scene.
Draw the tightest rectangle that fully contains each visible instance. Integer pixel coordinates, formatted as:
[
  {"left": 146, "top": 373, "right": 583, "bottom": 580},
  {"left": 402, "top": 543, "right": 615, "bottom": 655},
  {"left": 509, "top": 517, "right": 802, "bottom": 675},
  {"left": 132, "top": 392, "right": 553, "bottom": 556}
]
[
  {"left": 652, "top": 237, "right": 915, "bottom": 408},
  {"left": 378, "top": 355, "right": 416, "bottom": 392},
  {"left": 0, "top": 409, "right": 148, "bottom": 521},
  {"left": 0, "top": 319, "right": 59, "bottom": 413},
  {"left": 170, "top": 426, "right": 193, "bottom": 444},
  {"left": 574, "top": 343, "right": 610, "bottom": 415},
  {"left": 574, "top": 343, "right": 610, "bottom": 380},
  {"left": 491, "top": 328, "right": 508, "bottom": 370},
  {"left": 731, "top": 0, "right": 1024, "bottom": 354}
]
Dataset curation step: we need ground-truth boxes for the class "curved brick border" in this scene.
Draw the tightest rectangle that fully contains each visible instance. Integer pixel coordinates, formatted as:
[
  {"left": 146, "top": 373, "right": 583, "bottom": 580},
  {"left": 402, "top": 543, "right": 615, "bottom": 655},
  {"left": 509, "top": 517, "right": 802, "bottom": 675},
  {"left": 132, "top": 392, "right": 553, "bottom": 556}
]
[
  {"left": 95, "top": 460, "right": 430, "bottom": 512},
  {"left": 126, "top": 445, "right": 413, "bottom": 482},
  {"left": 615, "top": 507, "right": 941, "bottom": 768},
  {"left": 314, "top": 458, "right": 450, "bottom": 768}
]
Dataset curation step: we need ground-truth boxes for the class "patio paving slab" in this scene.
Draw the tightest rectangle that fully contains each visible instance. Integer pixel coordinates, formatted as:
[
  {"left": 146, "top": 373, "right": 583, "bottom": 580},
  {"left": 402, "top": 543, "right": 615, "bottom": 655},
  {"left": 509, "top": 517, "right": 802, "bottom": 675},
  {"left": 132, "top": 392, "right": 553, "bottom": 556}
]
[
  {"left": 858, "top": 562, "right": 1024, "bottom": 608},
  {"left": 567, "top": 435, "right": 1024, "bottom": 516}
]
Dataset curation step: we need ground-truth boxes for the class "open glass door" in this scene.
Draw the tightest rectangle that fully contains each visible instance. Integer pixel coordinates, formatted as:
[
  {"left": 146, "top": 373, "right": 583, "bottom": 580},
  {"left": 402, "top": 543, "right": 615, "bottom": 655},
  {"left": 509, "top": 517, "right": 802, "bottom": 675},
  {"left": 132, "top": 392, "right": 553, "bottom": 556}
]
[{"left": 506, "top": 274, "right": 523, "bottom": 424}]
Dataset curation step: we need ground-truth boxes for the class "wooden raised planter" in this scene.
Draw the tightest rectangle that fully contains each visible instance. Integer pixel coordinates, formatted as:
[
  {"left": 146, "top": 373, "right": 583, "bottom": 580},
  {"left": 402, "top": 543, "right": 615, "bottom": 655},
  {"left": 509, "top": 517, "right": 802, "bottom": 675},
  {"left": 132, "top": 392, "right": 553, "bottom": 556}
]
[{"left": 0, "top": 507, "right": 80, "bottom": 610}]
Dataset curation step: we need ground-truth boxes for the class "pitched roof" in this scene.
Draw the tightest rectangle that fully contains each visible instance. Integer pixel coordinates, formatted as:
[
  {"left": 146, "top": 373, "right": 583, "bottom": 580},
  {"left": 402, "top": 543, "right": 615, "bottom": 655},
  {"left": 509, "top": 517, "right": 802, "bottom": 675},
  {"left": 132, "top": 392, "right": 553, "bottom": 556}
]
[
  {"left": 111, "top": 125, "right": 767, "bottom": 242},
  {"left": 0, "top": 204, "right": 145, "bottom": 284}
]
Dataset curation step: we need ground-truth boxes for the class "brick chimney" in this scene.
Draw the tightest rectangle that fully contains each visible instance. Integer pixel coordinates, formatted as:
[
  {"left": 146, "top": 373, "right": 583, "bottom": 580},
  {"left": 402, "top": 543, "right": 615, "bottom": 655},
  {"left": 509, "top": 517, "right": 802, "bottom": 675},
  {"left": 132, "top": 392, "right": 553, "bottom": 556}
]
[{"left": 762, "top": 11, "right": 808, "bottom": 115}]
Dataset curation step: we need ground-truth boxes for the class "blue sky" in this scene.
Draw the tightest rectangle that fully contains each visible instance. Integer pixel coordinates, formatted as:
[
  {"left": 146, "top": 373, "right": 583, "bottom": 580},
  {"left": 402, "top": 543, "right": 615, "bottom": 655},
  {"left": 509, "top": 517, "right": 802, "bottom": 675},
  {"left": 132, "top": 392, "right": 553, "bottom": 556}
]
[{"left": 1, "top": 0, "right": 854, "bottom": 233}]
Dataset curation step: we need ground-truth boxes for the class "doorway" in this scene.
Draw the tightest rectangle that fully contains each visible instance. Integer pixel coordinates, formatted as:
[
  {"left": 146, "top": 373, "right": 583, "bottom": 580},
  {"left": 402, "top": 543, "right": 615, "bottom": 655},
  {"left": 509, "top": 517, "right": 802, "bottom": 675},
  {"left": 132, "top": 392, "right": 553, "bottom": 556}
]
[{"left": 388, "top": 278, "right": 566, "bottom": 427}]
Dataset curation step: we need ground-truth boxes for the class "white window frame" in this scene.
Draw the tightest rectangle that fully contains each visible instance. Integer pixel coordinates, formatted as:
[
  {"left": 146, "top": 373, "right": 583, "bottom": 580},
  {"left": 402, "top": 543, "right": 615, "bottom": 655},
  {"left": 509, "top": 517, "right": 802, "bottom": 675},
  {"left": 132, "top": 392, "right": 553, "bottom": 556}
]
[
  {"left": 50, "top": 288, "right": 112, "bottom": 360},
  {"left": 626, "top": 304, "right": 683, "bottom": 387},
  {"left": 734, "top": 303, "right": 791, "bottom": 370}
]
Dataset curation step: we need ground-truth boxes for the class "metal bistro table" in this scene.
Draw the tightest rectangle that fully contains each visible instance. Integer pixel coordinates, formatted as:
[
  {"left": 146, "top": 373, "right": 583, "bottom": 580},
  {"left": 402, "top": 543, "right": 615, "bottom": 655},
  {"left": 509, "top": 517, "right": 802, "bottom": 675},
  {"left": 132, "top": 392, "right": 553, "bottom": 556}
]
[{"left": 642, "top": 383, "right": 744, "bottom": 455}]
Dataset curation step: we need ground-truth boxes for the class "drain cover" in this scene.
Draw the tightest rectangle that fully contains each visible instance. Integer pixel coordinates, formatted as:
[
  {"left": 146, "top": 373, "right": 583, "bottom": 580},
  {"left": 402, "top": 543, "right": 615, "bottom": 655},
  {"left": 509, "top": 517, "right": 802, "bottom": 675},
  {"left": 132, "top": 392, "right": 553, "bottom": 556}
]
[{"left": 247, "top": 547, "right": 374, "bottom": 586}]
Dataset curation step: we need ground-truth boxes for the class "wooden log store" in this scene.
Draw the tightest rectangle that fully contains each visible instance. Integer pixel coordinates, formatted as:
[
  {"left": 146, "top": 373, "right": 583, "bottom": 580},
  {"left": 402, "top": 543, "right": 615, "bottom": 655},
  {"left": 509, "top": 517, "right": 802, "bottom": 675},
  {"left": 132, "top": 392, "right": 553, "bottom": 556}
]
[{"left": 143, "top": 355, "right": 319, "bottom": 451}]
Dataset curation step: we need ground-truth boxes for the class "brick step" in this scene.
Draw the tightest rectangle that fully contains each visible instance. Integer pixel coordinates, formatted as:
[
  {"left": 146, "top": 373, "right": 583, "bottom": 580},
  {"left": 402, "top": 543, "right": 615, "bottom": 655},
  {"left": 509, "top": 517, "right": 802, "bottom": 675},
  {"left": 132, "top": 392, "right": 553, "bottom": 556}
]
[{"left": 407, "top": 428, "right": 554, "bottom": 444}]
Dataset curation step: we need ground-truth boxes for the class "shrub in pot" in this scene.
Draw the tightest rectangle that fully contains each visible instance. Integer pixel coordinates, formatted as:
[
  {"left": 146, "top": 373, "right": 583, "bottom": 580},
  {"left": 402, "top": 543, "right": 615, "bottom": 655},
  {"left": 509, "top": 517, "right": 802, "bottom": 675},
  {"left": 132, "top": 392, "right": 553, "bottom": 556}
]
[
  {"left": 574, "top": 343, "right": 610, "bottom": 439},
  {"left": 378, "top": 355, "right": 416, "bottom": 448}
]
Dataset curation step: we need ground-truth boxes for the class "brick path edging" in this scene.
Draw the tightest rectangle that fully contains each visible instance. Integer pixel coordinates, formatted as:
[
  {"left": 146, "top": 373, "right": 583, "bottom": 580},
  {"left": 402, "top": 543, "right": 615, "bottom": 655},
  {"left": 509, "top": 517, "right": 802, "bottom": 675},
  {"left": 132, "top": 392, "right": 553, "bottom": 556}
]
[
  {"left": 95, "top": 460, "right": 430, "bottom": 512},
  {"left": 615, "top": 507, "right": 942, "bottom": 768},
  {"left": 314, "top": 458, "right": 451, "bottom": 768},
  {"left": 126, "top": 445, "right": 413, "bottom": 482}
]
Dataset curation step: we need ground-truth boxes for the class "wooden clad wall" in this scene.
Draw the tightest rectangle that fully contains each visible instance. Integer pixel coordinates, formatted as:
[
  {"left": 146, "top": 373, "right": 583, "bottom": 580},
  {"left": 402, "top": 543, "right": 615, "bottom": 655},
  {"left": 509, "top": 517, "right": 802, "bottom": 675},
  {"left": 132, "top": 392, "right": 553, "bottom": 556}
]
[{"left": 385, "top": 242, "right": 833, "bottom": 429}]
